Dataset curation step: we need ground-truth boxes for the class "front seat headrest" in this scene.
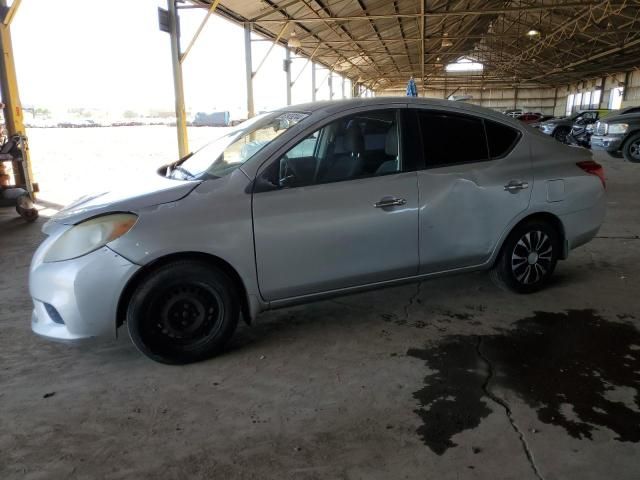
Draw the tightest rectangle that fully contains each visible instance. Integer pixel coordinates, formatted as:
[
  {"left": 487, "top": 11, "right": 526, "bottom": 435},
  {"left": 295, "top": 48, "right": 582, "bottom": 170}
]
[
  {"left": 385, "top": 124, "right": 398, "bottom": 157},
  {"left": 344, "top": 124, "right": 364, "bottom": 155}
]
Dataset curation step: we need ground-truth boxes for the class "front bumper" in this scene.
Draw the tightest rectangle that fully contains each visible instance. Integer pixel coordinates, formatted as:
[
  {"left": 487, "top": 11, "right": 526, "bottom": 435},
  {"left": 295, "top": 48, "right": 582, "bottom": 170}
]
[
  {"left": 30, "top": 243, "right": 139, "bottom": 341},
  {"left": 591, "top": 135, "right": 623, "bottom": 152}
]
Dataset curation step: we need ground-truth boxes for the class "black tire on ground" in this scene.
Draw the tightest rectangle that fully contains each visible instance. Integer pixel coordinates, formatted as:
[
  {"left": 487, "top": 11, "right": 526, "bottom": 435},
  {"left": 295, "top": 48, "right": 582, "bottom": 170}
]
[
  {"left": 607, "top": 151, "right": 624, "bottom": 159},
  {"left": 490, "top": 220, "right": 561, "bottom": 294},
  {"left": 16, "top": 206, "right": 38, "bottom": 222},
  {"left": 622, "top": 133, "right": 640, "bottom": 163},
  {"left": 127, "top": 260, "right": 239, "bottom": 364},
  {"left": 553, "top": 127, "right": 570, "bottom": 144}
]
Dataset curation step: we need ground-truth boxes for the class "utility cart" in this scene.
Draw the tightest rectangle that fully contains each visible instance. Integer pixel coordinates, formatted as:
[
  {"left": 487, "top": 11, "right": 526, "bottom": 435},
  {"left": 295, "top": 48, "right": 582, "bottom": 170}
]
[{"left": 0, "top": 133, "right": 38, "bottom": 221}]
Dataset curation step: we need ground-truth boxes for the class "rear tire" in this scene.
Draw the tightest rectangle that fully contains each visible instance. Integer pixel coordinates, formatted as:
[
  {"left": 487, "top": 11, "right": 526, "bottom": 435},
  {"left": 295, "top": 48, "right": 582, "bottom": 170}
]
[
  {"left": 127, "top": 260, "right": 239, "bottom": 364},
  {"left": 622, "top": 133, "right": 640, "bottom": 163},
  {"left": 490, "top": 220, "right": 561, "bottom": 294}
]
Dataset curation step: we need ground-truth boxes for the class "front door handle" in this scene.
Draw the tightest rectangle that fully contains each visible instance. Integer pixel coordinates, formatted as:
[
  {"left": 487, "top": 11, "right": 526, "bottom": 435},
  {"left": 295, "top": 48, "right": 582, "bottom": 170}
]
[
  {"left": 374, "top": 197, "right": 406, "bottom": 208},
  {"left": 504, "top": 181, "right": 529, "bottom": 193}
]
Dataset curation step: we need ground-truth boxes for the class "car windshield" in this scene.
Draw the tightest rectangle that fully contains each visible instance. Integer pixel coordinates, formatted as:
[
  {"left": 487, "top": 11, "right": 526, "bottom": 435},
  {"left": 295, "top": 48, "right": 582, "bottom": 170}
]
[{"left": 168, "top": 111, "right": 309, "bottom": 180}]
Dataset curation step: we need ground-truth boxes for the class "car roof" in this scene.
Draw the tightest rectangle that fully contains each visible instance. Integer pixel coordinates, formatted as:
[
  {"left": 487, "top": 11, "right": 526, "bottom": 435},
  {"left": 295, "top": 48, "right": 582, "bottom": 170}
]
[{"left": 276, "top": 97, "right": 524, "bottom": 128}]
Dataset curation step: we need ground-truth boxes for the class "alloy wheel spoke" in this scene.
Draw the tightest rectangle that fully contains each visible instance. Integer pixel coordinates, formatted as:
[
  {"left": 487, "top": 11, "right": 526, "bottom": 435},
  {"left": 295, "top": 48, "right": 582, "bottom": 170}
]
[{"left": 512, "top": 258, "right": 528, "bottom": 268}]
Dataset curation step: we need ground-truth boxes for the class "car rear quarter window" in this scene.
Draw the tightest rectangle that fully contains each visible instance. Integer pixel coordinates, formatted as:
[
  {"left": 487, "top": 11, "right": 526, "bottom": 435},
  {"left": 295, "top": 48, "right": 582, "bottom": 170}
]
[
  {"left": 485, "top": 120, "right": 521, "bottom": 159},
  {"left": 417, "top": 111, "right": 488, "bottom": 167}
]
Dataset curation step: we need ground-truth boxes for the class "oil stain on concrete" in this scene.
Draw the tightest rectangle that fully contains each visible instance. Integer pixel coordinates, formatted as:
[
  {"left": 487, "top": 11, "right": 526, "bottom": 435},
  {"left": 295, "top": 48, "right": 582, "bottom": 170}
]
[{"left": 407, "top": 310, "right": 640, "bottom": 454}]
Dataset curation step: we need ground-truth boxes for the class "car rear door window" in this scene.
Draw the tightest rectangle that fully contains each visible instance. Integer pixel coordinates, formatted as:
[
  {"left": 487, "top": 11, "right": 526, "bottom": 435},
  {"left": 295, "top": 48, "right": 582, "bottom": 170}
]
[
  {"left": 417, "top": 111, "right": 488, "bottom": 167},
  {"left": 485, "top": 120, "right": 520, "bottom": 159}
]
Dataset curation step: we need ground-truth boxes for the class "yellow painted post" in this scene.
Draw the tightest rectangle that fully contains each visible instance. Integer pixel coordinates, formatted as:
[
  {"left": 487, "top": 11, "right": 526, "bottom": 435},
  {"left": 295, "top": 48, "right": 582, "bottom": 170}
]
[
  {"left": 0, "top": 0, "right": 35, "bottom": 195},
  {"left": 167, "top": 0, "right": 189, "bottom": 158}
]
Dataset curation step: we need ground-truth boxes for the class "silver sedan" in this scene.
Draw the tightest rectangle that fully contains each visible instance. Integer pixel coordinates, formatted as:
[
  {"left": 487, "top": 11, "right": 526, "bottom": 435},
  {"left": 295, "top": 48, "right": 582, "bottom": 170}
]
[{"left": 30, "top": 98, "right": 606, "bottom": 363}]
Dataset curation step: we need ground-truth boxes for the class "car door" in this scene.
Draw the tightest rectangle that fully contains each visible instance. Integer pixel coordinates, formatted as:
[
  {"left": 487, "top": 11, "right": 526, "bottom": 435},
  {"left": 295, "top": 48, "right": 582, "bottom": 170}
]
[
  {"left": 409, "top": 108, "right": 533, "bottom": 273},
  {"left": 252, "top": 107, "right": 419, "bottom": 302}
]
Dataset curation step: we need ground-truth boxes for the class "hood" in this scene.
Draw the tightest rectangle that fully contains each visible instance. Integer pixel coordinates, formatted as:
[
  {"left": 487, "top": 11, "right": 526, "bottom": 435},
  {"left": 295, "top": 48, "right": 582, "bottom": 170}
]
[
  {"left": 599, "top": 112, "right": 640, "bottom": 124},
  {"left": 49, "top": 174, "right": 201, "bottom": 226},
  {"left": 544, "top": 117, "right": 572, "bottom": 126}
]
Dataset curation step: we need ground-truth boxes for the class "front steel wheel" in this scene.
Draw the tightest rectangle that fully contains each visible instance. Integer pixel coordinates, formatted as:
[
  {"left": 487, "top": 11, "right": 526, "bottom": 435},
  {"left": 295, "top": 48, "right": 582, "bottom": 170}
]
[
  {"left": 127, "top": 260, "right": 239, "bottom": 364},
  {"left": 491, "top": 221, "right": 560, "bottom": 294}
]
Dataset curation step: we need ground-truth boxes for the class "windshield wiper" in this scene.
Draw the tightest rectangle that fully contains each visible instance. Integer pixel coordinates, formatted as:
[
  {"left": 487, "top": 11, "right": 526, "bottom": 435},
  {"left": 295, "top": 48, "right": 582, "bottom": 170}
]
[{"left": 172, "top": 165, "right": 196, "bottom": 179}]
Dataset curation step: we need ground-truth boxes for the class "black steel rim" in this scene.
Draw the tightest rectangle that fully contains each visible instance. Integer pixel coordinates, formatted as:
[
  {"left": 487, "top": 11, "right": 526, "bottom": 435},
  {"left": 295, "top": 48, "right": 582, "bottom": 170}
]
[{"left": 142, "top": 282, "right": 224, "bottom": 352}]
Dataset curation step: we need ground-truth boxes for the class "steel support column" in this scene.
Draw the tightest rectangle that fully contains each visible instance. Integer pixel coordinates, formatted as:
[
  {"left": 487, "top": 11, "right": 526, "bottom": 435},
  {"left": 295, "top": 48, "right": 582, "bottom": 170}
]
[
  {"left": 0, "top": 0, "right": 34, "bottom": 195},
  {"left": 311, "top": 62, "right": 316, "bottom": 102},
  {"left": 244, "top": 23, "right": 255, "bottom": 118},
  {"left": 167, "top": 0, "right": 188, "bottom": 158},
  {"left": 598, "top": 77, "right": 606, "bottom": 108},
  {"left": 285, "top": 47, "right": 292, "bottom": 105},
  {"left": 352, "top": 82, "right": 359, "bottom": 98},
  {"left": 328, "top": 71, "right": 333, "bottom": 99}
]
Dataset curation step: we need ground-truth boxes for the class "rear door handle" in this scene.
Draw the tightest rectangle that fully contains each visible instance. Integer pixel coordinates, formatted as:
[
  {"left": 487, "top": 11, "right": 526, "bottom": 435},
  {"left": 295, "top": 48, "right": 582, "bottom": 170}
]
[
  {"left": 374, "top": 197, "right": 406, "bottom": 208},
  {"left": 504, "top": 181, "right": 529, "bottom": 193}
]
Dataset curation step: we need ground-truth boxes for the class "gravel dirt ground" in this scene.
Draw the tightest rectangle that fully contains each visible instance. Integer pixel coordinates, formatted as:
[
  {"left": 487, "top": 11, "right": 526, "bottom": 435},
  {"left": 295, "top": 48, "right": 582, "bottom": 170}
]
[{"left": 1, "top": 131, "right": 638, "bottom": 480}]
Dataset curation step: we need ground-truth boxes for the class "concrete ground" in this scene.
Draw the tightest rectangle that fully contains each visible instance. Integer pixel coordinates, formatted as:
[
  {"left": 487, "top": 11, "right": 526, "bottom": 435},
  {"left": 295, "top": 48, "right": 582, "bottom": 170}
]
[{"left": 1, "top": 151, "right": 639, "bottom": 480}]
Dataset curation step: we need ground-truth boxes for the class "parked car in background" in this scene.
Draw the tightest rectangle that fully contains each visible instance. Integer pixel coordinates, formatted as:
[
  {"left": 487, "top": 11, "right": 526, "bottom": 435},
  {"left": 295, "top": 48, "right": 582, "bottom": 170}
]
[
  {"left": 502, "top": 109, "right": 523, "bottom": 117},
  {"left": 530, "top": 115, "right": 556, "bottom": 129},
  {"left": 539, "top": 109, "right": 610, "bottom": 143},
  {"left": 193, "top": 111, "right": 231, "bottom": 127},
  {"left": 29, "top": 98, "right": 606, "bottom": 364},
  {"left": 516, "top": 112, "right": 543, "bottom": 124},
  {"left": 568, "top": 106, "right": 640, "bottom": 150},
  {"left": 591, "top": 111, "right": 640, "bottom": 162}
]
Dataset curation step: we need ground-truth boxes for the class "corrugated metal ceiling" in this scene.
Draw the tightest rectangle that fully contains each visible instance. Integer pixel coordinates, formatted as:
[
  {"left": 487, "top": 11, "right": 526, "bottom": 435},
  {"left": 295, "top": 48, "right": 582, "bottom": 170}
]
[{"left": 191, "top": 0, "right": 640, "bottom": 90}]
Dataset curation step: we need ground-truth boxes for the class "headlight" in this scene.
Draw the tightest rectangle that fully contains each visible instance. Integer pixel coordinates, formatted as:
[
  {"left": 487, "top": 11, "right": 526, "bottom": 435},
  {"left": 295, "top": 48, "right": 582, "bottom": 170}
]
[
  {"left": 44, "top": 213, "right": 137, "bottom": 262},
  {"left": 608, "top": 123, "right": 628, "bottom": 134}
]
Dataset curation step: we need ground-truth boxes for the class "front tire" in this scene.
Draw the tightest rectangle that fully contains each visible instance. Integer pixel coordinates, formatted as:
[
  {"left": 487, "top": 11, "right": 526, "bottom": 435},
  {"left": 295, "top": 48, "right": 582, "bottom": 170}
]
[
  {"left": 491, "top": 220, "right": 561, "bottom": 294},
  {"left": 127, "top": 260, "right": 239, "bottom": 364},
  {"left": 553, "top": 128, "right": 570, "bottom": 144},
  {"left": 622, "top": 133, "right": 640, "bottom": 163}
]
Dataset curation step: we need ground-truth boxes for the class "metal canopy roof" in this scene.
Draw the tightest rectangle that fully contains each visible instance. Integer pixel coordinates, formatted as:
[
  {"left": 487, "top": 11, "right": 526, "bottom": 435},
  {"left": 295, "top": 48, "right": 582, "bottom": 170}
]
[{"left": 191, "top": 0, "right": 640, "bottom": 90}]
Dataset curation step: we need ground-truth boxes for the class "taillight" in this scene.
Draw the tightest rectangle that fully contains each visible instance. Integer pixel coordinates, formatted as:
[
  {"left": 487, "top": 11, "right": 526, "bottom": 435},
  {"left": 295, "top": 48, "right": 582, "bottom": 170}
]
[{"left": 577, "top": 160, "right": 606, "bottom": 189}]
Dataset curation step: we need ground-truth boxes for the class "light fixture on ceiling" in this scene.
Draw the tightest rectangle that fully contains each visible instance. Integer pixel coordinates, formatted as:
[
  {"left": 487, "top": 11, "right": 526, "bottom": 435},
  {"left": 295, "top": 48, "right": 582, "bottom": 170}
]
[
  {"left": 526, "top": 29, "right": 541, "bottom": 37},
  {"left": 436, "top": 56, "right": 441, "bottom": 61},
  {"left": 441, "top": 33, "right": 453, "bottom": 48},
  {"left": 288, "top": 29, "right": 301, "bottom": 49}
]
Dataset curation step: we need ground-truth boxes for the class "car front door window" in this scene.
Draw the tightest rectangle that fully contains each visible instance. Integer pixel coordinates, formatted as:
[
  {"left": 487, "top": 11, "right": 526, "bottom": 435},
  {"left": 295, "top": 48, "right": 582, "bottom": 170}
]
[{"left": 271, "top": 110, "right": 401, "bottom": 189}]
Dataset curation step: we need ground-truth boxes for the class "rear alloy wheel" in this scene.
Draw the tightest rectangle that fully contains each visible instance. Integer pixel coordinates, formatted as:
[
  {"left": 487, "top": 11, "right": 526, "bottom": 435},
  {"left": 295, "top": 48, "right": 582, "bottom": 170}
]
[
  {"left": 622, "top": 133, "right": 640, "bottom": 163},
  {"left": 127, "top": 260, "right": 239, "bottom": 364},
  {"left": 553, "top": 128, "right": 570, "bottom": 144},
  {"left": 491, "top": 221, "right": 560, "bottom": 294}
]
